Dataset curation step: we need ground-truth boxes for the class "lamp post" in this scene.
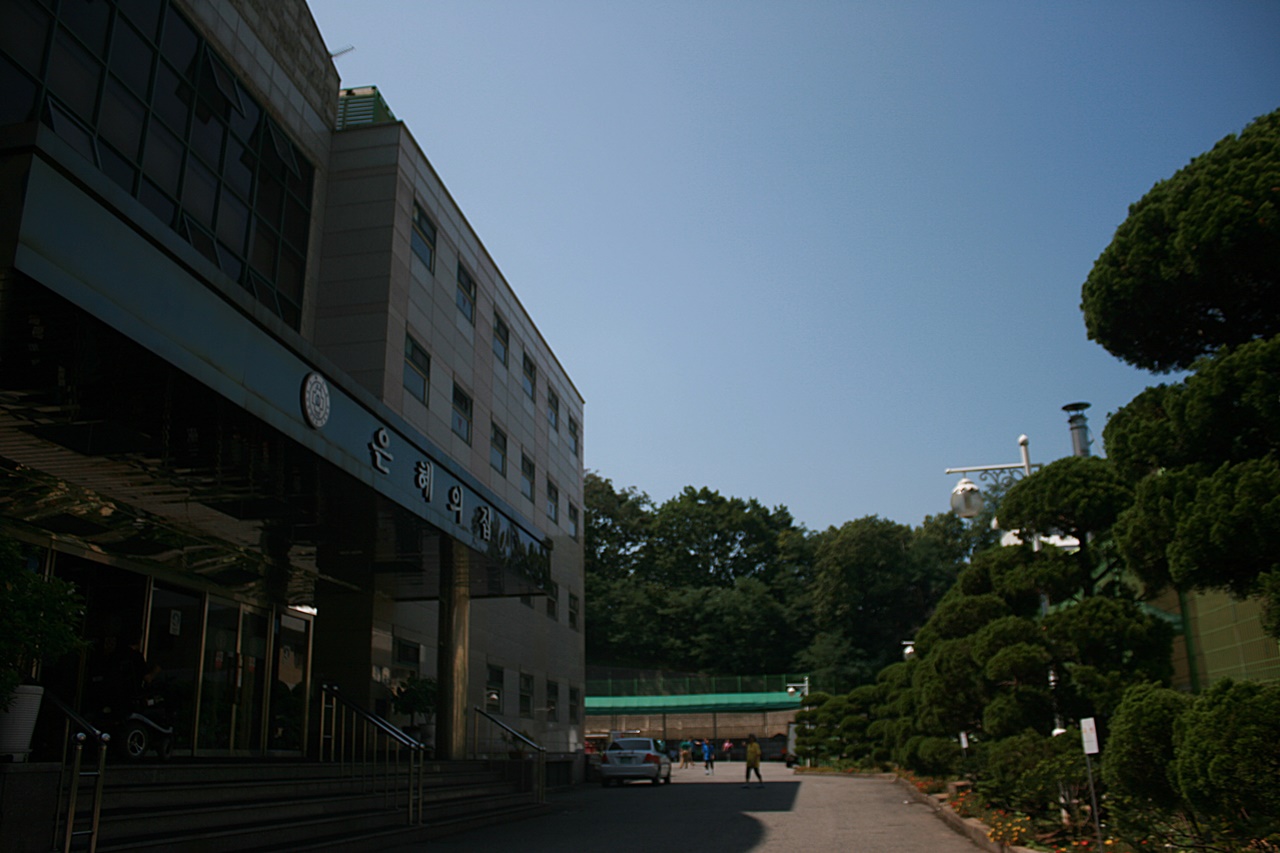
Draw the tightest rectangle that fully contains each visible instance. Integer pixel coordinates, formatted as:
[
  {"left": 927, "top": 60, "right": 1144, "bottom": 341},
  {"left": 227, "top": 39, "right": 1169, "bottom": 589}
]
[
  {"left": 946, "top": 434, "right": 1038, "bottom": 520},
  {"left": 785, "top": 676, "right": 810, "bottom": 697},
  {"left": 786, "top": 677, "right": 810, "bottom": 767}
]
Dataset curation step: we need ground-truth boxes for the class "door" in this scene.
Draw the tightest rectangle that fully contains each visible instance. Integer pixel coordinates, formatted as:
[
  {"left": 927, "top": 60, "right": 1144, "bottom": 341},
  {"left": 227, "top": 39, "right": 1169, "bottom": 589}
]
[{"left": 198, "top": 599, "right": 270, "bottom": 753}]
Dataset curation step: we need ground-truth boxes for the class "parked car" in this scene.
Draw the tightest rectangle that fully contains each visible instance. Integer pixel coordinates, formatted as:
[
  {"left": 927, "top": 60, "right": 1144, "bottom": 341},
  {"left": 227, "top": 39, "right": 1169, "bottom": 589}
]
[{"left": 599, "top": 737, "right": 673, "bottom": 786}]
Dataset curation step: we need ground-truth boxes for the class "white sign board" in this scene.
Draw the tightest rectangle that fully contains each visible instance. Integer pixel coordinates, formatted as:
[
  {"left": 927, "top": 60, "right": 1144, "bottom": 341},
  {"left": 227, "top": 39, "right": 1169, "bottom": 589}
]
[
  {"left": 959, "top": 731, "right": 969, "bottom": 749},
  {"left": 1081, "top": 717, "right": 1099, "bottom": 755}
]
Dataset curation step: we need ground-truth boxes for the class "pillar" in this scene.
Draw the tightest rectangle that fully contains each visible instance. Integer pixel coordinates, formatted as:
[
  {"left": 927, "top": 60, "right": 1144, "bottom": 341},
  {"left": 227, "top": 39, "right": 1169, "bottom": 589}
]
[{"left": 435, "top": 537, "right": 470, "bottom": 759}]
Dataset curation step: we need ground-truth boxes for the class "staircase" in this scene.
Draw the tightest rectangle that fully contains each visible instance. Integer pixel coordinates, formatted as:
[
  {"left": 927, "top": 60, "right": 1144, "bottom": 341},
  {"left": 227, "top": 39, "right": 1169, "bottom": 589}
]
[{"left": 61, "top": 759, "right": 550, "bottom": 852}]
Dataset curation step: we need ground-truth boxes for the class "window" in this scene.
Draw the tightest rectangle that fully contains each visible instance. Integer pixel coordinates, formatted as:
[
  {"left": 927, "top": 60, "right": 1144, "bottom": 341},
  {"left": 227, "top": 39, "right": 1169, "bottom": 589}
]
[
  {"left": 0, "top": 0, "right": 316, "bottom": 329},
  {"left": 547, "top": 389, "right": 559, "bottom": 432},
  {"left": 521, "top": 353, "right": 536, "bottom": 399},
  {"left": 568, "top": 418, "right": 580, "bottom": 457},
  {"left": 456, "top": 263, "right": 476, "bottom": 324},
  {"left": 569, "top": 686, "right": 581, "bottom": 723},
  {"left": 569, "top": 592, "right": 580, "bottom": 631},
  {"left": 519, "top": 672, "right": 534, "bottom": 719},
  {"left": 546, "top": 479, "right": 559, "bottom": 523},
  {"left": 546, "top": 680, "right": 559, "bottom": 722},
  {"left": 568, "top": 504, "right": 579, "bottom": 540},
  {"left": 520, "top": 454, "right": 535, "bottom": 501},
  {"left": 403, "top": 334, "right": 430, "bottom": 404},
  {"left": 411, "top": 202, "right": 436, "bottom": 271},
  {"left": 394, "top": 639, "right": 420, "bottom": 667},
  {"left": 451, "top": 383, "right": 472, "bottom": 443},
  {"left": 486, "top": 665, "right": 504, "bottom": 713},
  {"left": 546, "top": 580, "right": 559, "bottom": 621},
  {"left": 492, "top": 315, "right": 509, "bottom": 366},
  {"left": 490, "top": 423, "right": 507, "bottom": 475}
]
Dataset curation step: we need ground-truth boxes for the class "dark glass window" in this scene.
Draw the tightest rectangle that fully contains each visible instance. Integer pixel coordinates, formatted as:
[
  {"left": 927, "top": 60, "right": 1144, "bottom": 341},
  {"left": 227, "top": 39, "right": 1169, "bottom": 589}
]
[
  {"left": 519, "top": 673, "right": 533, "bottom": 719},
  {"left": 142, "top": 119, "right": 183, "bottom": 196},
  {"left": 490, "top": 423, "right": 507, "bottom": 475},
  {"left": 110, "top": 20, "right": 154, "bottom": 96},
  {"left": 545, "top": 680, "right": 559, "bottom": 722},
  {"left": 492, "top": 315, "right": 509, "bottom": 366},
  {"left": 485, "top": 666, "right": 503, "bottom": 713},
  {"left": 59, "top": 0, "right": 111, "bottom": 59},
  {"left": 0, "top": 0, "right": 315, "bottom": 330},
  {"left": 151, "top": 61, "right": 190, "bottom": 133},
  {"left": 411, "top": 203, "right": 436, "bottom": 271},
  {"left": 403, "top": 335, "right": 429, "bottom": 404},
  {"left": 456, "top": 264, "right": 476, "bottom": 324},
  {"left": 159, "top": 11, "right": 198, "bottom": 74},
  {"left": 99, "top": 77, "right": 146, "bottom": 159},
  {"left": 182, "top": 156, "right": 217, "bottom": 228},
  {"left": 47, "top": 27, "right": 101, "bottom": 123},
  {"left": 451, "top": 384, "right": 472, "bottom": 443},
  {"left": 520, "top": 455, "right": 534, "bottom": 501},
  {"left": 0, "top": 56, "right": 40, "bottom": 127},
  {"left": 521, "top": 354, "right": 536, "bottom": 399},
  {"left": 1, "top": 1, "right": 52, "bottom": 78},
  {"left": 216, "top": 186, "right": 249, "bottom": 252},
  {"left": 118, "top": 0, "right": 163, "bottom": 41}
]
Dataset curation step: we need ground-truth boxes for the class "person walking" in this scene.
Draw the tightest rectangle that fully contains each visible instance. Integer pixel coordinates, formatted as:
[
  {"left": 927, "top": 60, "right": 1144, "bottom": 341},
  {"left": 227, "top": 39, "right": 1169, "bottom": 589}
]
[
  {"left": 679, "top": 739, "right": 691, "bottom": 769},
  {"left": 743, "top": 733, "right": 763, "bottom": 787},
  {"left": 702, "top": 737, "right": 715, "bottom": 775}
]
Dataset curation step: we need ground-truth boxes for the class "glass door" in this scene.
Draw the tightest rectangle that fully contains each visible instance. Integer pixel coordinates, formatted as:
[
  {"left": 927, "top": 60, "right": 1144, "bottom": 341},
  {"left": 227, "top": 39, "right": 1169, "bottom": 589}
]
[
  {"left": 269, "top": 610, "right": 312, "bottom": 752},
  {"left": 198, "top": 599, "right": 270, "bottom": 753}
]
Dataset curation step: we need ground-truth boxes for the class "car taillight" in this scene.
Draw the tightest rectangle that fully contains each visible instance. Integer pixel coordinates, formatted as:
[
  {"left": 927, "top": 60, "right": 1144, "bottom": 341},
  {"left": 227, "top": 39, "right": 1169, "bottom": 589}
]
[
  {"left": 644, "top": 753, "right": 660, "bottom": 765},
  {"left": 600, "top": 753, "right": 609, "bottom": 764}
]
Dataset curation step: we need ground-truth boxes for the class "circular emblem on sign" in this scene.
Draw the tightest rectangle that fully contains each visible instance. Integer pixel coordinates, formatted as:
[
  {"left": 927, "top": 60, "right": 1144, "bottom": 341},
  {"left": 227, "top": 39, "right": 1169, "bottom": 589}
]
[{"left": 301, "top": 372, "right": 330, "bottom": 429}]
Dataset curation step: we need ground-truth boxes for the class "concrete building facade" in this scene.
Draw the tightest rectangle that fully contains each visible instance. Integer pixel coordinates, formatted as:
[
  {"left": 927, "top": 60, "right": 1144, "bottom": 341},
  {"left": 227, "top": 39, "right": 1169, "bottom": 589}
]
[{"left": 0, "top": 0, "right": 584, "bottom": 763}]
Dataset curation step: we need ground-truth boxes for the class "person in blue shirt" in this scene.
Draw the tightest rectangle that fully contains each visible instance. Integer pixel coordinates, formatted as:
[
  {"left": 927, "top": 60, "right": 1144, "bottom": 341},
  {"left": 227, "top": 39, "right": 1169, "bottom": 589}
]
[{"left": 701, "top": 738, "right": 715, "bottom": 775}]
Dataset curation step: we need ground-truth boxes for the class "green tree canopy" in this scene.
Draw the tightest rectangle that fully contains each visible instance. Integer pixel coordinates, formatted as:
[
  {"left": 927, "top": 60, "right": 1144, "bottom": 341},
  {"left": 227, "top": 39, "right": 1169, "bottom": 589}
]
[
  {"left": 998, "top": 455, "right": 1133, "bottom": 546},
  {"left": 1106, "top": 335, "right": 1280, "bottom": 629},
  {"left": 646, "top": 486, "right": 792, "bottom": 587},
  {"left": 1081, "top": 108, "right": 1280, "bottom": 373}
]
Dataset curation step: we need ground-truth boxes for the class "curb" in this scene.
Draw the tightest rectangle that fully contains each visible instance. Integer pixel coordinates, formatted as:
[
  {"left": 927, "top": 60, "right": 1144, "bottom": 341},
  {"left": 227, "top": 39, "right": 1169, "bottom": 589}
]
[{"left": 891, "top": 776, "right": 1037, "bottom": 853}]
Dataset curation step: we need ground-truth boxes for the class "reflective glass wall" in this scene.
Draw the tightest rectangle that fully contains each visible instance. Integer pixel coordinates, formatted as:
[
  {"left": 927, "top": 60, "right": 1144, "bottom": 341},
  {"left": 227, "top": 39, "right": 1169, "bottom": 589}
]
[{"left": 0, "top": 0, "right": 314, "bottom": 328}]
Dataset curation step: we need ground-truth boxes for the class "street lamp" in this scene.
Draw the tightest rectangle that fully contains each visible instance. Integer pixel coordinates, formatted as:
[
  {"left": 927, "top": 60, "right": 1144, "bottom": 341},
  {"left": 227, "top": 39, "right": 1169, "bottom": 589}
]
[
  {"left": 946, "top": 434, "right": 1038, "bottom": 519},
  {"left": 785, "top": 676, "right": 810, "bottom": 697}
]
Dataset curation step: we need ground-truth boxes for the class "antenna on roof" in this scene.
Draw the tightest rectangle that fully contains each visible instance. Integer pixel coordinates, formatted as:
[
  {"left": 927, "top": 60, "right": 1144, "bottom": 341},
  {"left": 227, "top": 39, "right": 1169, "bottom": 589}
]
[{"left": 330, "top": 45, "right": 355, "bottom": 60}]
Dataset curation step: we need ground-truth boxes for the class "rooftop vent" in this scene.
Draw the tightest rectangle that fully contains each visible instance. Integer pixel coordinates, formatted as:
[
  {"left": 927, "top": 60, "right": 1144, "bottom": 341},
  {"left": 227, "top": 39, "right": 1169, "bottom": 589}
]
[{"left": 336, "top": 86, "right": 396, "bottom": 130}]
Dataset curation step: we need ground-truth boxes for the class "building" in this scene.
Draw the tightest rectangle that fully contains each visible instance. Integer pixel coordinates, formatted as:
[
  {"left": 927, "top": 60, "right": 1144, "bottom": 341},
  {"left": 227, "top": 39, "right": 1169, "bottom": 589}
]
[{"left": 0, "top": 0, "right": 584, "bottom": 766}]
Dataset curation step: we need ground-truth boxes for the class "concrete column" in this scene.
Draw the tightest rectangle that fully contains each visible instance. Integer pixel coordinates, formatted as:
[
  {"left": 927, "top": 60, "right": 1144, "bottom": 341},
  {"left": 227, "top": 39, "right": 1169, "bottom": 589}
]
[{"left": 435, "top": 537, "right": 471, "bottom": 759}]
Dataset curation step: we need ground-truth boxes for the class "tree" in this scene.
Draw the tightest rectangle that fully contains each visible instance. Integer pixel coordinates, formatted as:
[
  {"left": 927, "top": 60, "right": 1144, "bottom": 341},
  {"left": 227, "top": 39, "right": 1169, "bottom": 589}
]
[
  {"left": 808, "top": 515, "right": 958, "bottom": 687},
  {"left": 1106, "top": 335, "right": 1280, "bottom": 633},
  {"left": 1102, "top": 683, "right": 1191, "bottom": 819},
  {"left": 645, "top": 487, "right": 792, "bottom": 588},
  {"left": 1172, "top": 679, "right": 1280, "bottom": 843},
  {"left": 1081, "top": 108, "right": 1280, "bottom": 373},
  {"left": 584, "top": 471, "right": 653, "bottom": 582},
  {"left": 998, "top": 456, "right": 1134, "bottom": 562}
]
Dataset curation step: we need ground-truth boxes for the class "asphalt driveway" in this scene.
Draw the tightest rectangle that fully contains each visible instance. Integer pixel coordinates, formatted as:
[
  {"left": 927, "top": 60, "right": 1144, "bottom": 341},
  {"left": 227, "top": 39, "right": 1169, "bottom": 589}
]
[{"left": 392, "top": 761, "right": 984, "bottom": 852}]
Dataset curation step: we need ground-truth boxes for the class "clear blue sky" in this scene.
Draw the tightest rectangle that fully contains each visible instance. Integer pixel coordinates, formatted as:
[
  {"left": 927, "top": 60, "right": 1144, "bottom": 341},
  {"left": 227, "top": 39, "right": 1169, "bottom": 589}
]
[{"left": 306, "top": 0, "right": 1279, "bottom": 532}]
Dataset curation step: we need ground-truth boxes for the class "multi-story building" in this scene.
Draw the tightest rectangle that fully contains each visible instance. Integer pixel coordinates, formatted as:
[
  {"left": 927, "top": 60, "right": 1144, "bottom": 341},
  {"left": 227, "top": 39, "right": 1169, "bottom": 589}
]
[{"left": 0, "top": 0, "right": 584, "bottom": 765}]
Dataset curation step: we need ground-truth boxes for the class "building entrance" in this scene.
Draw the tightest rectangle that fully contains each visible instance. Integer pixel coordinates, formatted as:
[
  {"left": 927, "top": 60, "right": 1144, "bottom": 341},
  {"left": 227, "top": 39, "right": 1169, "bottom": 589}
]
[
  {"left": 44, "top": 548, "right": 313, "bottom": 757},
  {"left": 198, "top": 599, "right": 270, "bottom": 754}
]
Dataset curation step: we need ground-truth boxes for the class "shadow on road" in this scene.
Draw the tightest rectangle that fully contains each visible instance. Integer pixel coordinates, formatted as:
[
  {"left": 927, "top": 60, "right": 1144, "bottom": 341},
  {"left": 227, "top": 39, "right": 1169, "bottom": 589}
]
[{"left": 426, "top": 773, "right": 800, "bottom": 853}]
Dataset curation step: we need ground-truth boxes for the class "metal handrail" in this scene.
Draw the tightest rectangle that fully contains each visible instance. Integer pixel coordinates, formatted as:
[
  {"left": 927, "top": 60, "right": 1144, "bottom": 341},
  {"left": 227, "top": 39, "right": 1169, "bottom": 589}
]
[
  {"left": 43, "top": 690, "right": 110, "bottom": 853},
  {"left": 317, "top": 682, "right": 426, "bottom": 824},
  {"left": 471, "top": 706, "right": 546, "bottom": 804}
]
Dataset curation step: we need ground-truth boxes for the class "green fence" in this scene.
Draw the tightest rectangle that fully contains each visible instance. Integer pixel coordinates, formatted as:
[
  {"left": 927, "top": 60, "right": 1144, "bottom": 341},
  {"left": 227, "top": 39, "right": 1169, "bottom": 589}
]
[{"left": 586, "top": 673, "right": 812, "bottom": 697}]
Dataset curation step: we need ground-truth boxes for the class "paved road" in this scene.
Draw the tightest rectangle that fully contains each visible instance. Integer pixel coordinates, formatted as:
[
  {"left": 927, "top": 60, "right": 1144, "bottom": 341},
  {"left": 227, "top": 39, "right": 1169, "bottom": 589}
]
[{"left": 392, "top": 761, "right": 984, "bottom": 853}]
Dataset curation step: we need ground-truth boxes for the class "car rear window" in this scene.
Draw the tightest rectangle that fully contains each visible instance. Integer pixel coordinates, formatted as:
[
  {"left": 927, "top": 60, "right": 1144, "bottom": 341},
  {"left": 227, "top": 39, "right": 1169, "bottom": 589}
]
[{"left": 612, "top": 738, "right": 652, "bottom": 751}]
